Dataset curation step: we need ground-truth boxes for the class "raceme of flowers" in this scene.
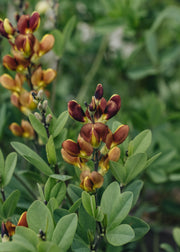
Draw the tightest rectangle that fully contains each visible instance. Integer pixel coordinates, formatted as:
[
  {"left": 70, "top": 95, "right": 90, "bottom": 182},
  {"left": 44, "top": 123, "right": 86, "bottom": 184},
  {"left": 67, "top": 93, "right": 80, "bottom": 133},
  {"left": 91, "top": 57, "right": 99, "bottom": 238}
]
[
  {"left": 61, "top": 84, "right": 129, "bottom": 192},
  {"left": 0, "top": 12, "right": 56, "bottom": 137}
]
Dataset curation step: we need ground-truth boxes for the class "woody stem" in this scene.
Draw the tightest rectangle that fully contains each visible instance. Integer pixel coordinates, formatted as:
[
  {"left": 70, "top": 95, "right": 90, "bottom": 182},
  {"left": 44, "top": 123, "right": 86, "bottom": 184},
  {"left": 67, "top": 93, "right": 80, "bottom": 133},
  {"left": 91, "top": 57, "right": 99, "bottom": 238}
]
[{"left": 94, "top": 149, "right": 99, "bottom": 172}]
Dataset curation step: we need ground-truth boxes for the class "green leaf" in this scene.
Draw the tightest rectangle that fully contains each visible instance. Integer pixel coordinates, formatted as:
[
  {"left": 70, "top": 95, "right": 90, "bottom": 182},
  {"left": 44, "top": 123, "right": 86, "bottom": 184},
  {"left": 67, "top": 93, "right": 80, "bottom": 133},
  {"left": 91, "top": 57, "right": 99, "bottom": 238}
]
[
  {"left": 67, "top": 184, "right": 83, "bottom": 203},
  {"left": 47, "top": 197, "right": 58, "bottom": 214},
  {"left": 147, "top": 168, "right": 167, "bottom": 183},
  {"left": 127, "top": 66, "right": 157, "bottom": 80},
  {"left": 82, "top": 191, "right": 96, "bottom": 218},
  {"left": 145, "top": 152, "right": 161, "bottom": 168},
  {"left": 27, "top": 200, "right": 54, "bottom": 240},
  {"left": 3, "top": 190, "right": 20, "bottom": 218},
  {"left": 52, "top": 111, "right": 69, "bottom": 138},
  {"left": 52, "top": 213, "right": 78, "bottom": 251},
  {"left": 13, "top": 226, "right": 38, "bottom": 251},
  {"left": 71, "top": 234, "right": 90, "bottom": 252},
  {"left": 0, "top": 149, "right": 5, "bottom": 185},
  {"left": 54, "top": 128, "right": 67, "bottom": 149},
  {"left": 0, "top": 105, "right": 6, "bottom": 139},
  {"left": 50, "top": 182, "right": 66, "bottom": 205},
  {"left": 69, "top": 198, "right": 82, "bottom": 213},
  {"left": 0, "top": 242, "right": 30, "bottom": 252},
  {"left": 169, "top": 174, "right": 180, "bottom": 181},
  {"left": 44, "top": 177, "right": 56, "bottom": 201},
  {"left": 106, "top": 224, "right": 134, "bottom": 246},
  {"left": 50, "top": 174, "right": 72, "bottom": 182},
  {"left": 29, "top": 113, "right": 48, "bottom": 141},
  {"left": 4, "top": 152, "right": 17, "bottom": 187},
  {"left": 125, "top": 153, "right": 147, "bottom": 184},
  {"left": 78, "top": 205, "right": 96, "bottom": 242},
  {"left": 95, "top": 206, "right": 104, "bottom": 222},
  {"left": 151, "top": 6, "right": 180, "bottom": 31},
  {"left": 123, "top": 180, "right": 144, "bottom": 207},
  {"left": 128, "top": 129, "right": 152, "bottom": 156},
  {"left": 53, "top": 208, "right": 70, "bottom": 223},
  {"left": 38, "top": 241, "right": 61, "bottom": 252},
  {"left": 173, "top": 227, "right": 180, "bottom": 247},
  {"left": 101, "top": 182, "right": 133, "bottom": 229},
  {"left": 51, "top": 29, "right": 64, "bottom": 57},
  {"left": 46, "top": 135, "right": 57, "bottom": 165},
  {"left": 63, "top": 16, "right": 76, "bottom": 50},
  {"left": 160, "top": 243, "right": 175, "bottom": 252},
  {"left": 145, "top": 31, "right": 158, "bottom": 65},
  {"left": 11, "top": 142, "right": 52, "bottom": 176},
  {"left": 37, "top": 183, "right": 45, "bottom": 202},
  {"left": 122, "top": 216, "right": 149, "bottom": 241},
  {"left": 110, "top": 160, "right": 126, "bottom": 184}
]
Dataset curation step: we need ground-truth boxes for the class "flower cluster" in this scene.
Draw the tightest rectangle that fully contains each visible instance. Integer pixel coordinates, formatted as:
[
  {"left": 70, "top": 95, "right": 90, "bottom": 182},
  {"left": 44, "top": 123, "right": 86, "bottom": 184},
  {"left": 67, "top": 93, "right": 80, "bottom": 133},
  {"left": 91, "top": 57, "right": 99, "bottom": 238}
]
[
  {"left": 61, "top": 84, "right": 129, "bottom": 191},
  {"left": 0, "top": 12, "right": 56, "bottom": 137}
]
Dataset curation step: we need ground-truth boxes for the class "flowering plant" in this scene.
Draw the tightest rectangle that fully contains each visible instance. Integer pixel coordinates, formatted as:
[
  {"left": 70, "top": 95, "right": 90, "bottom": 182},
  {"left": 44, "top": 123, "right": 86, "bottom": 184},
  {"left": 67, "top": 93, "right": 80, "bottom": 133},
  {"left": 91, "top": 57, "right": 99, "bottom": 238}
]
[{"left": 0, "top": 7, "right": 162, "bottom": 252}]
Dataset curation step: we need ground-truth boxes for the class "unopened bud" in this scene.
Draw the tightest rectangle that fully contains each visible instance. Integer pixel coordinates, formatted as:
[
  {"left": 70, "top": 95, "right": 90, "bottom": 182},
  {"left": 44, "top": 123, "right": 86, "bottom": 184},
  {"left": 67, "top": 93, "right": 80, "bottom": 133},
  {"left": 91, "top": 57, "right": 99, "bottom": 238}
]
[
  {"left": 46, "top": 114, "right": 52, "bottom": 124},
  {"left": 42, "top": 100, "right": 48, "bottom": 111},
  {"left": 37, "top": 89, "right": 44, "bottom": 100},
  {"left": 37, "top": 102, "right": 43, "bottom": 111},
  {"left": 34, "top": 112, "right": 42, "bottom": 121}
]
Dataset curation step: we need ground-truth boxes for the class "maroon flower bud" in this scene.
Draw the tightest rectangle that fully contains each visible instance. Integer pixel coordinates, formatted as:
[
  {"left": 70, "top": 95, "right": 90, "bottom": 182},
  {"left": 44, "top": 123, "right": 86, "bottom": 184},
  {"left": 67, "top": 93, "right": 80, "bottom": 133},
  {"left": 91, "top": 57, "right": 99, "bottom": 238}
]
[
  {"left": 104, "top": 94, "right": 121, "bottom": 120},
  {"left": 95, "top": 83, "right": 103, "bottom": 100},
  {"left": 62, "top": 139, "right": 80, "bottom": 156},
  {"left": 68, "top": 100, "right": 88, "bottom": 123},
  {"left": 3, "top": 55, "right": 17, "bottom": 70},
  {"left": 112, "top": 124, "right": 129, "bottom": 145}
]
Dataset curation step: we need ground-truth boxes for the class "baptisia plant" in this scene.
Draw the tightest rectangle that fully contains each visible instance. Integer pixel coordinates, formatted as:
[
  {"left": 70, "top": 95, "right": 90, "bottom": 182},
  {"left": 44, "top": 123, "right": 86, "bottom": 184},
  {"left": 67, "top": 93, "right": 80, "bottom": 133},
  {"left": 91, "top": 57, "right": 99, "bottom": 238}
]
[
  {"left": 0, "top": 11, "right": 56, "bottom": 139},
  {"left": 61, "top": 84, "right": 129, "bottom": 191}
]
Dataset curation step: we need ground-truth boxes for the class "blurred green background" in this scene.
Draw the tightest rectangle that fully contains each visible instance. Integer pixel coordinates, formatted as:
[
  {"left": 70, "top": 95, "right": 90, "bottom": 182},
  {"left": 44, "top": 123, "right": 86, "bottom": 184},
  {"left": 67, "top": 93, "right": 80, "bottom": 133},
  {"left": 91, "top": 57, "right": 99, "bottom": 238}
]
[{"left": 0, "top": 0, "right": 180, "bottom": 251}]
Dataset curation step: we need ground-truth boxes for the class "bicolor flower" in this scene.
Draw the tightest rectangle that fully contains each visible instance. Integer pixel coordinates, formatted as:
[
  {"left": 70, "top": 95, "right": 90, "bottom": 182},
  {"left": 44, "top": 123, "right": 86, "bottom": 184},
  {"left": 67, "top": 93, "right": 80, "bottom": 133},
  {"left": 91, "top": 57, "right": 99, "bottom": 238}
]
[
  {"left": 31, "top": 66, "right": 57, "bottom": 90},
  {"left": 17, "top": 12, "right": 40, "bottom": 34},
  {"left": 9, "top": 120, "right": 35, "bottom": 139},
  {"left": 104, "top": 124, "right": 130, "bottom": 151},
  {"left": 61, "top": 138, "right": 93, "bottom": 169},
  {"left": 0, "top": 73, "right": 24, "bottom": 92},
  {"left": 11, "top": 91, "right": 37, "bottom": 115},
  {"left": 14, "top": 33, "right": 36, "bottom": 58},
  {"left": 79, "top": 122, "right": 109, "bottom": 148},
  {"left": 0, "top": 18, "right": 15, "bottom": 39},
  {"left": 3, "top": 54, "right": 29, "bottom": 72},
  {"left": 80, "top": 170, "right": 104, "bottom": 192},
  {"left": 31, "top": 34, "right": 55, "bottom": 61}
]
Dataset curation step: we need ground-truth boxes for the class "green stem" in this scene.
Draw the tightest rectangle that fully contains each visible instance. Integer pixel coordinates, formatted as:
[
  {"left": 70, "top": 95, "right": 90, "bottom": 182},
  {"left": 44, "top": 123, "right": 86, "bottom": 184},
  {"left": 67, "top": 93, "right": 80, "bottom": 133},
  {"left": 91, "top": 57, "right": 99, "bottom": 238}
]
[
  {"left": 14, "top": 172, "right": 37, "bottom": 200},
  {"left": 54, "top": 163, "right": 59, "bottom": 174},
  {"left": 41, "top": 109, "right": 50, "bottom": 138},
  {"left": 77, "top": 36, "right": 108, "bottom": 103},
  {"left": 27, "top": 65, "right": 34, "bottom": 90},
  {"left": 51, "top": 59, "right": 61, "bottom": 112}
]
